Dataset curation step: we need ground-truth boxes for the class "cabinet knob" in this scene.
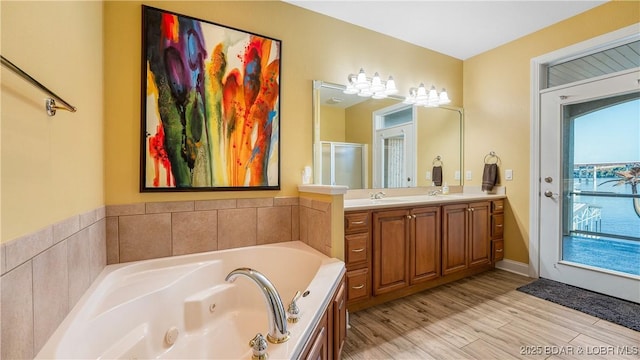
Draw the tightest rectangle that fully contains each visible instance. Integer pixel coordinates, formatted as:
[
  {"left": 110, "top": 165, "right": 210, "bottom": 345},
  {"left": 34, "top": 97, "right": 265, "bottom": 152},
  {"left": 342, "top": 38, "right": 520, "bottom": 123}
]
[{"left": 406, "top": 215, "right": 412, "bottom": 219}]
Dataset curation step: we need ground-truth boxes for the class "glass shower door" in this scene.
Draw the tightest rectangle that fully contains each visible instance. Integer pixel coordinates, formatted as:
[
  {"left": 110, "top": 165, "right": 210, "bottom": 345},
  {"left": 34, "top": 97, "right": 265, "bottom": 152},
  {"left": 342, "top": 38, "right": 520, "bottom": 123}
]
[{"left": 320, "top": 141, "right": 367, "bottom": 189}]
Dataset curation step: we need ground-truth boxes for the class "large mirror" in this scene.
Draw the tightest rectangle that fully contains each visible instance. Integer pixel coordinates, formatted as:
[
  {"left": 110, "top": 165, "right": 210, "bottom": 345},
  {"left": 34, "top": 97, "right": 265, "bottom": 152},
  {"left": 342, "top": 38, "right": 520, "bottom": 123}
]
[{"left": 312, "top": 80, "right": 463, "bottom": 189}]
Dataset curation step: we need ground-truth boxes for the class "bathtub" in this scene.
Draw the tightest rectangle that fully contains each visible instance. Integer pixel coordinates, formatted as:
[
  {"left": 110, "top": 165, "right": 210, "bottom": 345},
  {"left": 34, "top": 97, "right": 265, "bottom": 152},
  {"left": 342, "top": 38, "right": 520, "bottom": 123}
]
[{"left": 35, "top": 241, "right": 345, "bottom": 359}]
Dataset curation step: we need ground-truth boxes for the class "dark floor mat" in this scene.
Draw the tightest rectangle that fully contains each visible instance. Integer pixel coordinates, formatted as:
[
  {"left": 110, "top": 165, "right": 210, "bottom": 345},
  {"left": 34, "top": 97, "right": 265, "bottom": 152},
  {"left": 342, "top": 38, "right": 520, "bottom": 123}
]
[{"left": 517, "top": 278, "right": 640, "bottom": 332}]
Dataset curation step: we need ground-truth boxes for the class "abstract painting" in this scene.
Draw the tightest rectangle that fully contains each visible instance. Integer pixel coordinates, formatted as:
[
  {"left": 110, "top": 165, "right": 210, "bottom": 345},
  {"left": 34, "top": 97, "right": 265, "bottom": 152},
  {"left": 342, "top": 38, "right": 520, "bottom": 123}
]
[{"left": 141, "top": 6, "right": 280, "bottom": 191}]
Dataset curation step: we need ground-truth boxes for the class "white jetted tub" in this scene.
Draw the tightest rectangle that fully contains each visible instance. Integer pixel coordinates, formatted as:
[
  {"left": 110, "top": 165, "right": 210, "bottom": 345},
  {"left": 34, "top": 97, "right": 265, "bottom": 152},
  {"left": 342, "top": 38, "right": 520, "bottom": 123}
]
[{"left": 36, "top": 241, "right": 345, "bottom": 359}]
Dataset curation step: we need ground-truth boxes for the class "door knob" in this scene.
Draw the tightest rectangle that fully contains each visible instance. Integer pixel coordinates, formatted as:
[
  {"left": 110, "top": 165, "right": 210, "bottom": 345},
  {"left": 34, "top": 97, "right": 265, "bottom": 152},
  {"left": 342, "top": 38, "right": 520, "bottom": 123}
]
[
  {"left": 544, "top": 177, "right": 553, "bottom": 183},
  {"left": 544, "top": 190, "right": 558, "bottom": 198}
]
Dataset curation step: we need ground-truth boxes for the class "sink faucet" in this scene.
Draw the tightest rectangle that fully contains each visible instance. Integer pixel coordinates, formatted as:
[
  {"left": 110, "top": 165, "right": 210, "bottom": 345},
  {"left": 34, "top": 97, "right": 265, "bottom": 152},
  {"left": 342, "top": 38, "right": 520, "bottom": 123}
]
[
  {"left": 225, "top": 268, "right": 290, "bottom": 344},
  {"left": 370, "top": 191, "right": 386, "bottom": 200}
]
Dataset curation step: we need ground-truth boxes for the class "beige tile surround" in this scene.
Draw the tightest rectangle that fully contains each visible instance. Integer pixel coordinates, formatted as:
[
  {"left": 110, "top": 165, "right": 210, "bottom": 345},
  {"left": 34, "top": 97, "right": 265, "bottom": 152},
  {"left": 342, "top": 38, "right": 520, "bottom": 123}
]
[
  {"left": 0, "top": 195, "right": 334, "bottom": 359},
  {"left": 106, "top": 197, "right": 331, "bottom": 264},
  {"left": 0, "top": 207, "right": 106, "bottom": 359},
  {"left": 106, "top": 196, "right": 332, "bottom": 264}
]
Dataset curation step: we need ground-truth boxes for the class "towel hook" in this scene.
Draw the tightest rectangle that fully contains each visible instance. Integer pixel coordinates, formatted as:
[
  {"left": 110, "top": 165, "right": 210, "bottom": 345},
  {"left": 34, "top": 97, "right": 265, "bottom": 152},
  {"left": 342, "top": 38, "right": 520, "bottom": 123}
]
[{"left": 432, "top": 155, "right": 443, "bottom": 166}]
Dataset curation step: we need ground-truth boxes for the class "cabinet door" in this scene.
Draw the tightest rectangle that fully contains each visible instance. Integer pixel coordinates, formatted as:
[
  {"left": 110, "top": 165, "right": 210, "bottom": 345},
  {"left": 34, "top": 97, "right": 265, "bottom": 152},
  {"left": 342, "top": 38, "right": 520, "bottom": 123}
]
[
  {"left": 332, "top": 279, "right": 347, "bottom": 360},
  {"left": 372, "top": 209, "right": 410, "bottom": 295},
  {"left": 303, "top": 313, "right": 328, "bottom": 360},
  {"left": 442, "top": 204, "right": 468, "bottom": 275},
  {"left": 468, "top": 201, "right": 491, "bottom": 267},
  {"left": 410, "top": 206, "right": 441, "bottom": 284}
]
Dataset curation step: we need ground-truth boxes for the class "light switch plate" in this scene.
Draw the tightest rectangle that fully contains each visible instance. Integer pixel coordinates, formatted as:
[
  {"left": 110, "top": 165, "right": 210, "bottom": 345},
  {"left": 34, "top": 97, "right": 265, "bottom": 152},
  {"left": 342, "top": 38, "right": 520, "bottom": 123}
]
[
  {"left": 426, "top": 170, "right": 431, "bottom": 180},
  {"left": 465, "top": 170, "right": 472, "bottom": 180},
  {"left": 454, "top": 170, "right": 461, "bottom": 180},
  {"left": 505, "top": 169, "right": 513, "bottom": 181}
]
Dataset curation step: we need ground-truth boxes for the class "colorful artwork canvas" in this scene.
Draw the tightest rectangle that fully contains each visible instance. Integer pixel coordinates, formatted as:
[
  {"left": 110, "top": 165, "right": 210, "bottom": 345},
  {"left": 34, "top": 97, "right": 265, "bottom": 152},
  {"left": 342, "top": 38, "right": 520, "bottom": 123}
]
[{"left": 141, "top": 6, "right": 281, "bottom": 191}]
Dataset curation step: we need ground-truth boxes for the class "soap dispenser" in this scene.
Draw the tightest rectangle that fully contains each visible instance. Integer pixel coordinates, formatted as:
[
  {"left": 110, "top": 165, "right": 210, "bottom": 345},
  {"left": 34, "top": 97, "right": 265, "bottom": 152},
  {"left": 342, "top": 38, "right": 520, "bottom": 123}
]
[{"left": 442, "top": 182, "right": 449, "bottom": 195}]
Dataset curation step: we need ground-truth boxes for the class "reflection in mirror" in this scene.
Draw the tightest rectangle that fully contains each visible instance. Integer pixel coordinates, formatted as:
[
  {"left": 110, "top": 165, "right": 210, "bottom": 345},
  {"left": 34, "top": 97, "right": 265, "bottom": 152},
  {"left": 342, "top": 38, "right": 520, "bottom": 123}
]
[{"left": 313, "top": 80, "right": 463, "bottom": 189}]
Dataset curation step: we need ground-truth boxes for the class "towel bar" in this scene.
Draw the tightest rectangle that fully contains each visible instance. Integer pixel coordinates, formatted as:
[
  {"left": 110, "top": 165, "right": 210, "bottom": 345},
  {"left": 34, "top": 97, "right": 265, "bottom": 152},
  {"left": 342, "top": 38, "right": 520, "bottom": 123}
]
[{"left": 1, "top": 55, "right": 77, "bottom": 116}]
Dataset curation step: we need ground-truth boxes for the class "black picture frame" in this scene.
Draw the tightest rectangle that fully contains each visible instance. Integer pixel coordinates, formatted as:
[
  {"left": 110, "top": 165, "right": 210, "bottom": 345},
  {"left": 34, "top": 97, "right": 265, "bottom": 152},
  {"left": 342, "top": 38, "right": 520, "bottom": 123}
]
[{"left": 141, "top": 5, "right": 281, "bottom": 192}]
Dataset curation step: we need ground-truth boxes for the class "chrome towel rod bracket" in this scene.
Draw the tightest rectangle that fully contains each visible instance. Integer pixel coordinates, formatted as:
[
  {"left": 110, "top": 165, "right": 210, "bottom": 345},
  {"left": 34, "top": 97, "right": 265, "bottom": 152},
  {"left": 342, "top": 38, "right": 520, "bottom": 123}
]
[{"left": 1, "top": 55, "right": 77, "bottom": 116}]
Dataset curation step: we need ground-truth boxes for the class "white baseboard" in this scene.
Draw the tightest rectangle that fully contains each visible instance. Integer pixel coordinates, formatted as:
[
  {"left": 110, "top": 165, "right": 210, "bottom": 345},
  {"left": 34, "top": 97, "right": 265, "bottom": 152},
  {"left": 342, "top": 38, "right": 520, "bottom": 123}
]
[{"left": 495, "top": 259, "right": 531, "bottom": 278}]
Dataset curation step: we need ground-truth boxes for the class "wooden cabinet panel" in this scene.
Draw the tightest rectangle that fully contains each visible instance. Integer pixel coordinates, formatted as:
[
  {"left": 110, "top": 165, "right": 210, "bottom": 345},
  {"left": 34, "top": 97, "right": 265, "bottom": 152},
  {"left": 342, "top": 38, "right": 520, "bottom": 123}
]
[
  {"left": 345, "top": 212, "right": 370, "bottom": 234},
  {"left": 492, "top": 199, "right": 504, "bottom": 213},
  {"left": 346, "top": 268, "right": 369, "bottom": 303},
  {"left": 492, "top": 239, "right": 504, "bottom": 262},
  {"left": 410, "top": 206, "right": 441, "bottom": 284},
  {"left": 302, "top": 312, "right": 328, "bottom": 360},
  {"left": 442, "top": 204, "right": 468, "bottom": 275},
  {"left": 468, "top": 202, "right": 490, "bottom": 268},
  {"left": 332, "top": 279, "right": 347, "bottom": 360},
  {"left": 373, "top": 209, "right": 410, "bottom": 295},
  {"left": 491, "top": 213, "right": 504, "bottom": 238},
  {"left": 345, "top": 233, "right": 369, "bottom": 269}
]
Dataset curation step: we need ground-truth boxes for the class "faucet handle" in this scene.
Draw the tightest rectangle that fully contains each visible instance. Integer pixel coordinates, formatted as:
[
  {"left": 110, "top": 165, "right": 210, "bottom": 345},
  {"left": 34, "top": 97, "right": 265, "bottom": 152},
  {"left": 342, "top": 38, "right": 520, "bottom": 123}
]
[
  {"left": 287, "top": 291, "right": 301, "bottom": 323},
  {"left": 249, "top": 333, "right": 268, "bottom": 360}
]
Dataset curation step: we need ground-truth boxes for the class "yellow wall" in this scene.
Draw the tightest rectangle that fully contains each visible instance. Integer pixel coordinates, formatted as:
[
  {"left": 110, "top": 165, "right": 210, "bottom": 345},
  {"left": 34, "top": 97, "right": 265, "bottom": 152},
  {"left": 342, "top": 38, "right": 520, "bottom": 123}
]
[
  {"left": 1, "top": 1, "right": 104, "bottom": 242},
  {"left": 104, "top": 0, "right": 463, "bottom": 205},
  {"left": 319, "top": 105, "right": 346, "bottom": 142},
  {"left": 416, "top": 106, "right": 462, "bottom": 187},
  {"left": 463, "top": 1, "right": 640, "bottom": 263},
  {"left": 3, "top": 0, "right": 634, "bottom": 264}
]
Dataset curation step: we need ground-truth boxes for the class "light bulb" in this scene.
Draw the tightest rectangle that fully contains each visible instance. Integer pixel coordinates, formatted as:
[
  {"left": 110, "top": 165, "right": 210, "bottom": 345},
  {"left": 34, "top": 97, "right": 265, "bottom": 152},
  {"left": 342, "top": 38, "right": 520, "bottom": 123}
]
[
  {"left": 439, "top": 89, "right": 451, "bottom": 104},
  {"left": 385, "top": 76, "right": 398, "bottom": 94},
  {"left": 370, "top": 72, "right": 384, "bottom": 92},
  {"left": 355, "top": 68, "right": 369, "bottom": 89}
]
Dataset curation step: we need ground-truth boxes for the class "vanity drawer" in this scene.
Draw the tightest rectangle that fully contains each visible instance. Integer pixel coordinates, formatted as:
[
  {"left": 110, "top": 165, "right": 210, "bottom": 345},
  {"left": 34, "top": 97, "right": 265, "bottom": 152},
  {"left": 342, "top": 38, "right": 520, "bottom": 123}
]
[
  {"left": 345, "top": 233, "right": 369, "bottom": 269},
  {"left": 491, "top": 213, "right": 504, "bottom": 238},
  {"left": 492, "top": 200, "right": 504, "bottom": 213},
  {"left": 346, "top": 268, "right": 370, "bottom": 303},
  {"left": 345, "top": 212, "right": 370, "bottom": 234},
  {"left": 492, "top": 239, "right": 504, "bottom": 262}
]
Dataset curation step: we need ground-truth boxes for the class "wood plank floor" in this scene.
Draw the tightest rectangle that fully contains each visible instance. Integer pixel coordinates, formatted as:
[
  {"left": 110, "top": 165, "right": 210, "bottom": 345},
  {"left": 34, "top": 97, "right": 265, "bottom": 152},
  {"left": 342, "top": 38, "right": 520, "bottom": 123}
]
[{"left": 342, "top": 269, "right": 640, "bottom": 360}]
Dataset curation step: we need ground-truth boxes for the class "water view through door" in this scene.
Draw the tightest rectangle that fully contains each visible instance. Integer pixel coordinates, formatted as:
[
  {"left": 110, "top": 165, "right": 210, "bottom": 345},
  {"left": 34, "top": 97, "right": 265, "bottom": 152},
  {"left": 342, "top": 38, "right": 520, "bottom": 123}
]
[{"left": 539, "top": 70, "right": 640, "bottom": 303}]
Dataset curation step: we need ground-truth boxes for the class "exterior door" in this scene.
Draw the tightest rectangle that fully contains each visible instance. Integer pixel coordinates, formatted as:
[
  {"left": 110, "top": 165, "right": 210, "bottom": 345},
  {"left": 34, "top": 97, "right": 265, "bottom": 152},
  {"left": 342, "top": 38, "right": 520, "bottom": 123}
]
[{"left": 539, "top": 69, "right": 640, "bottom": 303}]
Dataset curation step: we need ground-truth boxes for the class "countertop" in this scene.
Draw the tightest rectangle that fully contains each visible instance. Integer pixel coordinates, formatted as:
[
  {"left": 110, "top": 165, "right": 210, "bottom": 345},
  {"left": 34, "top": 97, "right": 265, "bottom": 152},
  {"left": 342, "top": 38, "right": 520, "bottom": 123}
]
[{"left": 344, "top": 192, "right": 506, "bottom": 211}]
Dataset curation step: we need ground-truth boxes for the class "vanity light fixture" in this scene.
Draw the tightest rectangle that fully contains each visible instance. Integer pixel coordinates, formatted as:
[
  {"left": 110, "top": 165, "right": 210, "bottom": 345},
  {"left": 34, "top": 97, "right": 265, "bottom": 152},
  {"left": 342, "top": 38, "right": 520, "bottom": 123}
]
[
  {"left": 404, "top": 83, "right": 451, "bottom": 107},
  {"left": 344, "top": 68, "right": 398, "bottom": 99}
]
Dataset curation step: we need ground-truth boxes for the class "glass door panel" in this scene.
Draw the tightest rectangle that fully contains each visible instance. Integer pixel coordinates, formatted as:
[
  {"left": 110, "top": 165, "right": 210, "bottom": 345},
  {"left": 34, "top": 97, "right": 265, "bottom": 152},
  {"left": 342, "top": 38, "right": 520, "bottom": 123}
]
[{"left": 562, "top": 93, "right": 640, "bottom": 276}]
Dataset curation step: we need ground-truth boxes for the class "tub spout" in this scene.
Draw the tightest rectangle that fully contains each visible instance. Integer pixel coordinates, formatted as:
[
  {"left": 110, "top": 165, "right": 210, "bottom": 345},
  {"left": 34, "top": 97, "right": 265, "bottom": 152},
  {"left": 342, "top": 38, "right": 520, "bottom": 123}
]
[{"left": 225, "top": 267, "right": 290, "bottom": 344}]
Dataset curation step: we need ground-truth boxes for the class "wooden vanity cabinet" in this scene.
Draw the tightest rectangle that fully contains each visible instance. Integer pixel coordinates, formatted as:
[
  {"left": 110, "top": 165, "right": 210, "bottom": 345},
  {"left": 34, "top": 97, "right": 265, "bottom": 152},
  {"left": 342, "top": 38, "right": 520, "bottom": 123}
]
[
  {"left": 441, "top": 201, "right": 491, "bottom": 275},
  {"left": 344, "top": 212, "right": 371, "bottom": 305},
  {"left": 345, "top": 198, "right": 499, "bottom": 312},
  {"left": 491, "top": 200, "right": 505, "bottom": 262}
]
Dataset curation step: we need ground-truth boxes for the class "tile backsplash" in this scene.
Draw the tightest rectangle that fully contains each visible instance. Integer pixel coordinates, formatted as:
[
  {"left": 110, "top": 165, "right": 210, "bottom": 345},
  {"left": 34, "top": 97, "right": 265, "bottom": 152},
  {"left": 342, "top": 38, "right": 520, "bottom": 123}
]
[
  {"left": 0, "top": 195, "right": 335, "bottom": 359},
  {"left": 106, "top": 196, "right": 310, "bottom": 264}
]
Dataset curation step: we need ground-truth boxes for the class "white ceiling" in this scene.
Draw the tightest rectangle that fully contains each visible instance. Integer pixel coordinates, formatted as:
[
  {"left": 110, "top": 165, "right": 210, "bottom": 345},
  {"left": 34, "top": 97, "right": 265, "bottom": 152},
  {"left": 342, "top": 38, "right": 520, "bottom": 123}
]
[{"left": 284, "top": 0, "right": 607, "bottom": 60}]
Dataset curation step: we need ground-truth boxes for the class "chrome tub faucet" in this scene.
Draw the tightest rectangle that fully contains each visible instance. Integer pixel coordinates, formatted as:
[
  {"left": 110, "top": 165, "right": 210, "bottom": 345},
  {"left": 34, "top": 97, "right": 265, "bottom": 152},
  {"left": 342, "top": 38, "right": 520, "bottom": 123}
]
[{"left": 225, "top": 268, "right": 290, "bottom": 344}]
